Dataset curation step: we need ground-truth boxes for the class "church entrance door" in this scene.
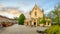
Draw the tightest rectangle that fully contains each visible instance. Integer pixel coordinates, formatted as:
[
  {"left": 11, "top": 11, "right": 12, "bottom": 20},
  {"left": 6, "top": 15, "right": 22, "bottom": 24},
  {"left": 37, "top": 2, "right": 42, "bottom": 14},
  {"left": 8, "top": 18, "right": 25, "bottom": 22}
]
[{"left": 34, "top": 22, "right": 36, "bottom": 27}]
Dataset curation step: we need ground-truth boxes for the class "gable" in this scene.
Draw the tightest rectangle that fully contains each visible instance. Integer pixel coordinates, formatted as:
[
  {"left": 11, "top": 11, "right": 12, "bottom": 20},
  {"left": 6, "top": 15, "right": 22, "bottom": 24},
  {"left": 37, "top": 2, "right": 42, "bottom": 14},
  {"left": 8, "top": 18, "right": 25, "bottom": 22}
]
[{"left": 30, "top": 5, "right": 44, "bottom": 18}]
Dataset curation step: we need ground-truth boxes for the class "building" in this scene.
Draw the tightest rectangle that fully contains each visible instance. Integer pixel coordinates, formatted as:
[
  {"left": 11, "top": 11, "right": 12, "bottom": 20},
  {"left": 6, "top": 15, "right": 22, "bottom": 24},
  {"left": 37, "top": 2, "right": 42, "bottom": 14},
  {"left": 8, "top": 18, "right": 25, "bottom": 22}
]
[{"left": 24, "top": 5, "right": 51, "bottom": 27}]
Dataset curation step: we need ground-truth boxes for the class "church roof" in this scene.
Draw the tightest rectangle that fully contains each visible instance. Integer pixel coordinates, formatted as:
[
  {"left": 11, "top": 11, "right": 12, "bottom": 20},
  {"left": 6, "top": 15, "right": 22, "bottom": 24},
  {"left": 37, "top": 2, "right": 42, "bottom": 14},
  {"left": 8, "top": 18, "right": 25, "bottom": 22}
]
[
  {"left": 33, "top": 4, "right": 40, "bottom": 9},
  {"left": 30, "top": 4, "right": 43, "bottom": 15}
]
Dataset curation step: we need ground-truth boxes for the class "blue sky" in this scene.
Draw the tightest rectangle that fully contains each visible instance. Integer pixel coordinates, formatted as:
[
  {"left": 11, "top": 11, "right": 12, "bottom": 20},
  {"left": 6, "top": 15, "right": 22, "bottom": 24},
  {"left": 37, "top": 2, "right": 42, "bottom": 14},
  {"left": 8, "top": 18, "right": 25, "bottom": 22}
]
[
  {"left": 0, "top": 0, "right": 60, "bottom": 18},
  {"left": 0, "top": 0, "right": 60, "bottom": 13}
]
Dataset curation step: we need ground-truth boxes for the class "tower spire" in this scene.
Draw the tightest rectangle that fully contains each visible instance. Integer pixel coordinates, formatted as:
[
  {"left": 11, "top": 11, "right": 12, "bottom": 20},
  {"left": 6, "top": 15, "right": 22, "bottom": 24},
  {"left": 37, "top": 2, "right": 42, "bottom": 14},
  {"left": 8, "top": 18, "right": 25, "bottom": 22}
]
[{"left": 34, "top": 0, "right": 36, "bottom": 5}]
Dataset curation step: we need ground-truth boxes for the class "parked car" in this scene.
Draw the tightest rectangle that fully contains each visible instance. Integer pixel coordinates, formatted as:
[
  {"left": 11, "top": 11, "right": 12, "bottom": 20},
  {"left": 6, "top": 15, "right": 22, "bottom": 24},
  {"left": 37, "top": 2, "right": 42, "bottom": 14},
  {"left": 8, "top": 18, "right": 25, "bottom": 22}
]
[{"left": 2, "top": 22, "right": 13, "bottom": 27}]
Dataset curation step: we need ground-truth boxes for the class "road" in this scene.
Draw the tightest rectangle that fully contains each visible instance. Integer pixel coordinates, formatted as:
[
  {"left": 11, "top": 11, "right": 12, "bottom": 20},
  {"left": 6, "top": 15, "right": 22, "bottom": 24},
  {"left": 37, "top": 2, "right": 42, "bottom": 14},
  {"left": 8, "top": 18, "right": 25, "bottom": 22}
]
[{"left": 0, "top": 24, "right": 47, "bottom": 34}]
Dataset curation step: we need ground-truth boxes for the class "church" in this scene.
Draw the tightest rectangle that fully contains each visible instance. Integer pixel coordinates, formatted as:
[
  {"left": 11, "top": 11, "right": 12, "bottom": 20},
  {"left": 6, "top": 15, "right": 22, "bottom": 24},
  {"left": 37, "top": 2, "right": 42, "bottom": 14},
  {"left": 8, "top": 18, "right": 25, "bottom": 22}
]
[{"left": 24, "top": 4, "right": 51, "bottom": 27}]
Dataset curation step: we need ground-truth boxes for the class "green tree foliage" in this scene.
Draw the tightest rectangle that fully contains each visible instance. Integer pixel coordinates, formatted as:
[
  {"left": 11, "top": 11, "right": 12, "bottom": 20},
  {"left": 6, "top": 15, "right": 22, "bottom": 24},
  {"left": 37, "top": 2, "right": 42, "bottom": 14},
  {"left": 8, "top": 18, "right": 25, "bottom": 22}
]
[
  {"left": 52, "top": 9, "right": 60, "bottom": 24},
  {"left": 45, "top": 25, "right": 60, "bottom": 34},
  {"left": 39, "top": 18, "right": 46, "bottom": 24},
  {"left": 18, "top": 14, "right": 25, "bottom": 25},
  {"left": 47, "top": 4, "right": 60, "bottom": 25},
  {"left": 13, "top": 17, "right": 18, "bottom": 20}
]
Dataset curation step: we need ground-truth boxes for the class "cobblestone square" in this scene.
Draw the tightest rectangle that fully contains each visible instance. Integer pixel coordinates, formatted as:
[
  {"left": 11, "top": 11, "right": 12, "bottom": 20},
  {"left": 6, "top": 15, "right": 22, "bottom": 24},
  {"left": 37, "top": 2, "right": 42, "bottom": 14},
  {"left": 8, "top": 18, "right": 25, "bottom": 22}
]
[{"left": 0, "top": 24, "right": 47, "bottom": 34}]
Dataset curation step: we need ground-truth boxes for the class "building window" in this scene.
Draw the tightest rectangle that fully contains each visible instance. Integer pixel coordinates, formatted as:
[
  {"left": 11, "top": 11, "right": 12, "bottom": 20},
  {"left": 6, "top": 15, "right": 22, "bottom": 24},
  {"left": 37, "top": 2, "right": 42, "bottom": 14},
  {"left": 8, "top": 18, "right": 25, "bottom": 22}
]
[
  {"left": 35, "top": 8, "right": 37, "bottom": 10},
  {"left": 35, "top": 12, "right": 37, "bottom": 16}
]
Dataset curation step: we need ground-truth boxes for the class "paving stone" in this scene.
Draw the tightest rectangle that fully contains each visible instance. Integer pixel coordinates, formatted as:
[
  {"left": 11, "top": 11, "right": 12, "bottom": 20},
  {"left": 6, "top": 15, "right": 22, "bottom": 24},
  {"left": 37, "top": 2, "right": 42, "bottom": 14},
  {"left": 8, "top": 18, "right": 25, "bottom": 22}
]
[{"left": 0, "top": 24, "right": 47, "bottom": 34}]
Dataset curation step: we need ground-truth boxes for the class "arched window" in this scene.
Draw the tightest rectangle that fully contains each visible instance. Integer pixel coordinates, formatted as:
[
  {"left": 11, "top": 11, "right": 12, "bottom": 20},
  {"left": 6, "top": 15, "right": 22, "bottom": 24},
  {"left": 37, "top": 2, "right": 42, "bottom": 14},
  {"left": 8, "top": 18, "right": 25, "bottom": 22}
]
[{"left": 35, "top": 11, "right": 37, "bottom": 16}]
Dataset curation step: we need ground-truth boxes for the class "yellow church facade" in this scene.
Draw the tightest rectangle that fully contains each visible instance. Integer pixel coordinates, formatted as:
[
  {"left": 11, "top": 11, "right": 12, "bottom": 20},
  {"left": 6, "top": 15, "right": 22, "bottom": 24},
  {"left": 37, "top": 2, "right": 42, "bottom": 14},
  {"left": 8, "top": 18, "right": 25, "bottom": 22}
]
[{"left": 24, "top": 5, "right": 51, "bottom": 27}]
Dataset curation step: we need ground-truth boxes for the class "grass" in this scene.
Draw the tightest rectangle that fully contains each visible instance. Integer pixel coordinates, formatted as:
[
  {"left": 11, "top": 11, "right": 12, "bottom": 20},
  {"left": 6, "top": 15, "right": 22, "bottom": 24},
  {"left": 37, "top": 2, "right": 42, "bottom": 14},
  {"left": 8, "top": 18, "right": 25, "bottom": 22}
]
[{"left": 45, "top": 25, "right": 60, "bottom": 34}]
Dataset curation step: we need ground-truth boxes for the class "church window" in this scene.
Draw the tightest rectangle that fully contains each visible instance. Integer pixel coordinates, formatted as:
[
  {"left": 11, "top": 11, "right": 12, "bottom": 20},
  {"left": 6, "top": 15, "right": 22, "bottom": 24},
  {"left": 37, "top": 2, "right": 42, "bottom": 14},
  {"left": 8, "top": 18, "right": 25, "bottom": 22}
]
[
  {"left": 35, "top": 8, "right": 37, "bottom": 10},
  {"left": 35, "top": 12, "right": 37, "bottom": 16}
]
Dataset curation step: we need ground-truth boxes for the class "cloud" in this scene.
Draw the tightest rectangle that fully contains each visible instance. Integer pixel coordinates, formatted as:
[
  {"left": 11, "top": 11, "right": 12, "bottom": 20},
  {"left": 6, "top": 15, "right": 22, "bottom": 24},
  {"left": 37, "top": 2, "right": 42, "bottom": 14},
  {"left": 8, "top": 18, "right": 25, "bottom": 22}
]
[
  {"left": 0, "top": 3, "right": 4, "bottom": 8},
  {"left": 44, "top": 8, "right": 54, "bottom": 14},
  {"left": 0, "top": 8, "right": 21, "bottom": 18}
]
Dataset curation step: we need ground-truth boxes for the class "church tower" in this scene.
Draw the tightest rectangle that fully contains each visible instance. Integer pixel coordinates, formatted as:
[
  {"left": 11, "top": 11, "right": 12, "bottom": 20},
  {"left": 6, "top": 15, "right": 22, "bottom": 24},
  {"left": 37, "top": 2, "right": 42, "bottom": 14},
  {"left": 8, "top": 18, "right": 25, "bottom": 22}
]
[
  {"left": 24, "top": 0, "right": 51, "bottom": 27},
  {"left": 30, "top": 4, "right": 44, "bottom": 26}
]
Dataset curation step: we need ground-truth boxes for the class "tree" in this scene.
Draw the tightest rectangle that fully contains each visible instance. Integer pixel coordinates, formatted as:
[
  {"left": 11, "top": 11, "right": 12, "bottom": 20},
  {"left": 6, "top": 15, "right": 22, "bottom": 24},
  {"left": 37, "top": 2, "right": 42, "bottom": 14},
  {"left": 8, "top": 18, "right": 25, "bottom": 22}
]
[
  {"left": 13, "top": 17, "right": 18, "bottom": 20},
  {"left": 18, "top": 14, "right": 25, "bottom": 25},
  {"left": 47, "top": 4, "right": 60, "bottom": 25},
  {"left": 52, "top": 5, "right": 60, "bottom": 24},
  {"left": 39, "top": 18, "right": 46, "bottom": 24}
]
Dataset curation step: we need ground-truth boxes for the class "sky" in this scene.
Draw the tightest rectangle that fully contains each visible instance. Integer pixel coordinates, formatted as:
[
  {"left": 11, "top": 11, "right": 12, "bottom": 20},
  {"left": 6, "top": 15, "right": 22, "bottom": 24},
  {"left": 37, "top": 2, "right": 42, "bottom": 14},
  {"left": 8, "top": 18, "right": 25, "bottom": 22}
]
[{"left": 0, "top": 0, "right": 60, "bottom": 18}]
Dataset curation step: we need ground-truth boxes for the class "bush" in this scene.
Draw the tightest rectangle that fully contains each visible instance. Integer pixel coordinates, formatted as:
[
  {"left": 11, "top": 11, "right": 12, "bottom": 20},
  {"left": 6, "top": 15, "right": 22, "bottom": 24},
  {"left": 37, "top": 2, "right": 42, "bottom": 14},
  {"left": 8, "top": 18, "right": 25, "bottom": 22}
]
[
  {"left": 18, "top": 14, "right": 25, "bottom": 25},
  {"left": 45, "top": 25, "right": 60, "bottom": 34},
  {"left": 39, "top": 18, "right": 46, "bottom": 24}
]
